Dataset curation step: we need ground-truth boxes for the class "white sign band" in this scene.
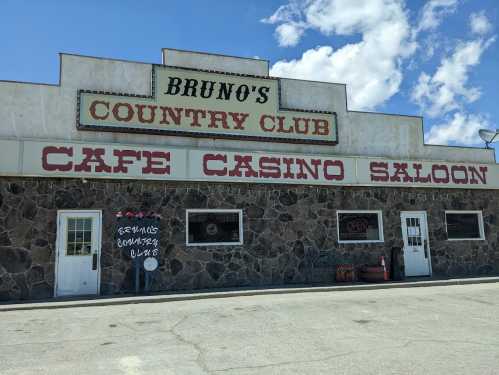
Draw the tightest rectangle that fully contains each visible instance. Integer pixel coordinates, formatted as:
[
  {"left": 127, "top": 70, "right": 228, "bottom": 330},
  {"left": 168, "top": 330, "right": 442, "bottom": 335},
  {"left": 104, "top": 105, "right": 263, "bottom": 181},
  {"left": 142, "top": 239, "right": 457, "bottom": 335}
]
[{"left": 2, "top": 139, "right": 497, "bottom": 190}]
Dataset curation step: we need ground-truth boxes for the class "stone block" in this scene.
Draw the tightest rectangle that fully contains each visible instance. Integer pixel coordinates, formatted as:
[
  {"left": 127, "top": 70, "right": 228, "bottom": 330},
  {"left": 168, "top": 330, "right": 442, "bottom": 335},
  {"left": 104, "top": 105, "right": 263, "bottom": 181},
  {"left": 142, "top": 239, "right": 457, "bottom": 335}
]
[{"left": 0, "top": 247, "right": 32, "bottom": 273}]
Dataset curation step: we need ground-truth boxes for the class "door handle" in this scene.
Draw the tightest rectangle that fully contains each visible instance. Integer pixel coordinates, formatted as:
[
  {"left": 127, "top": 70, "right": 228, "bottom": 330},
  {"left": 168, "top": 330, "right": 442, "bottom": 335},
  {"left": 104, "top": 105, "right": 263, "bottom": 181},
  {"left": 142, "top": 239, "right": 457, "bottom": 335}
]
[
  {"left": 92, "top": 253, "right": 98, "bottom": 270},
  {"left": 423, "top": 239, "right": 428, "bottom": 258}
]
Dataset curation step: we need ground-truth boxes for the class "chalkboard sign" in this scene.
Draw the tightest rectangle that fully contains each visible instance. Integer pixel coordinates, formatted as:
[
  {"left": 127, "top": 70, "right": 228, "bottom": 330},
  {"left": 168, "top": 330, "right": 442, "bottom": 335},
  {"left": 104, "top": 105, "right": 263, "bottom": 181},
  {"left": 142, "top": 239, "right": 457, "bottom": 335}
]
[{"left": 116, "top": 217, "right": 160, "bottom": 263}]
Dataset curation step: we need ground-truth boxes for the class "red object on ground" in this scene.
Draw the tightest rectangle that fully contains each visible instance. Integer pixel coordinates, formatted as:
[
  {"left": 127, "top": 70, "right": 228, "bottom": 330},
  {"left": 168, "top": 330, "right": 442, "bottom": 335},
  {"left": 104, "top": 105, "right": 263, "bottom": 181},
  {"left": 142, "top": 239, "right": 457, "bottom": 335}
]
[
  {"left": 336, "top": 264, "right": 355, "bottom": 282},
  {"left": 380, "top": 256, "right": 389, "bottom": 281},
  {"left": 359, "top": 266, "right": 385, "bottom": 282}
]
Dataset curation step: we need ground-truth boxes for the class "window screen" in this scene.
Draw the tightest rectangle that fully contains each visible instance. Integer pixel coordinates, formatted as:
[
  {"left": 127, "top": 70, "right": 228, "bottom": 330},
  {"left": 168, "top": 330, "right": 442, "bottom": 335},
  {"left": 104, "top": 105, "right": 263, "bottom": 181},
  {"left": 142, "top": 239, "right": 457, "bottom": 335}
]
[
  {"left": 187, "top": 211, "right": 242, "bottom": 245},
  {"left": 338, "top": 212, "right": 382, "bottom": 242},
  {"left": 446, "top": 212, "right": 483, "bottom": 240}
]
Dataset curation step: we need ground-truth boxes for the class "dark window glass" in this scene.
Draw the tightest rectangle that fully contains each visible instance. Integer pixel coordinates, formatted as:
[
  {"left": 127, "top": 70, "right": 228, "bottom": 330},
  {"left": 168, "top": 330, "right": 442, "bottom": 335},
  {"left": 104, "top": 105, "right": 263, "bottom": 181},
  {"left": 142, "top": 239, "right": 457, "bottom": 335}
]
[
  {"left": 338, "top": 212, "right": 381, "bottom": 242},
  {"left": 188, "top": 211, "right": 241, "bottom": 245},
  {"left": 446, "top": 213, "right": 482, "bottom": 239}
]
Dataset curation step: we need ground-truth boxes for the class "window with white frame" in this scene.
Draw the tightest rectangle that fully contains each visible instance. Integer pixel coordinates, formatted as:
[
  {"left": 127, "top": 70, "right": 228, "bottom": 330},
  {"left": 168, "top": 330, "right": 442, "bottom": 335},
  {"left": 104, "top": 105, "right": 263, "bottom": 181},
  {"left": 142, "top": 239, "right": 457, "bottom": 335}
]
[
  {"left": 445, "top": 211, "right": 485, "bottom": 240},
  {"left": 337, "top": 210, "right": 384, "bottom": 243},
  {"left": 186, "top": 209, "right": 243, "bottom": 246}
]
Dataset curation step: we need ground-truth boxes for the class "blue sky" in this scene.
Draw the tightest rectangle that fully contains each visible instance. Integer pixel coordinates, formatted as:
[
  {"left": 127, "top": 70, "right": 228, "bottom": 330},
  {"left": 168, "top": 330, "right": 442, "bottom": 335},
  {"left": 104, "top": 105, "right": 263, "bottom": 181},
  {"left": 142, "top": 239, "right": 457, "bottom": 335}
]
[{"left": 1, "top": 0, "right": 498, "bottom": 155}]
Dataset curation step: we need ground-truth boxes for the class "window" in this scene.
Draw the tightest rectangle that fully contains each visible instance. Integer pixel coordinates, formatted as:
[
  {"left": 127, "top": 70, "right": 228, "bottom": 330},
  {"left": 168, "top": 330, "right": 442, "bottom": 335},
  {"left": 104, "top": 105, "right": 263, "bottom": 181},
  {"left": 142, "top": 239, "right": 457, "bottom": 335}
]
[
  {"left": 66, "top": 217, "right": 92, "bottom": 255},
  {"left": 186, "top": 209, "right": 243, "bottom": 246},
  {"left": 337, "top": 210, "right": 384, "bottom": 243},
  {"left": 445, "top": 211, "right": 485, "bottom": 240}
]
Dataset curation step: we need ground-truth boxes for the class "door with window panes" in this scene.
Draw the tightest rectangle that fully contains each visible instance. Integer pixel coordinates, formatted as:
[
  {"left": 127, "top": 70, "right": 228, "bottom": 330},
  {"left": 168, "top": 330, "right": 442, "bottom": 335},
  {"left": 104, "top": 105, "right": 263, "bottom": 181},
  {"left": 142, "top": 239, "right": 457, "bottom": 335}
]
[
  {"left": 400, "top": 211, "right": 431, "bottom": 277},
  {"left": 56, "top": 211, "right": 101, "bottom": 297}
]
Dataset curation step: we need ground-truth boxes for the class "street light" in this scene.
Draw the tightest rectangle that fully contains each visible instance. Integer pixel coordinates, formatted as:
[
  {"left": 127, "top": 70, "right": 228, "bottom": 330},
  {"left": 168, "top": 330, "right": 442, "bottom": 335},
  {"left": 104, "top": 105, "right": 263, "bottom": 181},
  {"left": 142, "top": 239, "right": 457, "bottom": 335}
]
[{"left": 478, "top": 129, "right": 499, "bottom": 149}]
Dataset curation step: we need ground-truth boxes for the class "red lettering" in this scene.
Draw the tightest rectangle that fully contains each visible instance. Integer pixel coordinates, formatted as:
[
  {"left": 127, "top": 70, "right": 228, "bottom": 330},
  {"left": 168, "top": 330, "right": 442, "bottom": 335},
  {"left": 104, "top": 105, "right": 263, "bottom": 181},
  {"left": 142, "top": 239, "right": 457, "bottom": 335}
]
[
  {"left": 203, "top": 154, "right": 228, "bottom": 176},
  {"left": 431, "top": 165, "right": 450, "bottom": 183},
  {"left": 312, "top": 119, "right": 330, "bottom": 136},
  {"left": 142, "top": 151, "right": 170, "bottom": 175},
  {"left": 370, "top": 162, "right": 389, "bottom": 182},
  {"left": 229, "top": 155, "right": 258, "bottom": 178},
  {"left": 42, "top": 146, "right": 73, "bottom": 171},
  {"left": 468, "top": 166, "right": 488, "bottom": 185},
  {"left": 296, "top": 158, "right": 321, "bottom": 180},
  {"left": 207, "top": 110, "right": 229, "bottom": 129},
  {"left": 229, "top": 112, "right": 249, "bottom": 130},
  {"left": 413, "top": 163, "right": 431, "bottom": 183},
  {"left": 74, "top": 148, "right": 112, "bottom": 173},
  {"left": 260, "top": 114, "right": 275, "bottom": 132},
  {"left": 135, "top": 104, "right": 156, "bottom": 124},
  {"left": 112, "top": 102, "right": 134, "bottom": 122},
  {"left": 293, "top": 118, "right": 309, "bottom": 135},
  {"left": 159, "top": 106, "right": 183, "bottom": 125},
  {"left": 277, "top": 116, "right": 292, "bottom": 133},
  {"left": 113, "top": 150, "right": 141, "bottom": 173},
  {"left": 282, "top": 158, "right": 295, "bottom": 179},
  {"left": 258, "top": 157, "right": 281, "bottom": 178},
  {"left": 89, "top": 100, "right": 109, "bottom": 120},
  {"left": 450, "top": 165, "right": 468, "bottom": 184},
  {"left": 390, "top": 163, "right": 414, "bottom": 183},
  {"left": 323, "top": 160, "right": 344, "bottom": 181},
  {"left": 185, "top": 108, "right": 206, "bottom": 127}
]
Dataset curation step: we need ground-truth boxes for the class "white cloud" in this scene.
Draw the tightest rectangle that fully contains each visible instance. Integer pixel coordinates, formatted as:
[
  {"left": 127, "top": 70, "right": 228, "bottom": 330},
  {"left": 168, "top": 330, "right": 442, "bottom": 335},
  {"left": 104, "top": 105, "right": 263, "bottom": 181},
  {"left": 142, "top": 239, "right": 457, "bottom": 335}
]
[
  {"left": 420, "top": 34, "right": 440, "bottom": 60},
  {"left": 262, "top": 1, "right": 306, "bottom": 47},
  {"left": 261, "top": 1, "right": 302, "bottom": 25},
  {"left": 263, "top": 0, "right": 496, "bottom": 148},
  {"left": 413, "top": 8, "right": 496, "bottom": 147},
  {"left": 302, "top": 0, "right": 396, "bottom": 35},
  {"left": 411, "top": 37, "right": 495, "bottom": 117},
  {"left": 425, "top": 112, "right": 490, "bottom": 145},
  {"left": 416, "top": 0, "right": 458, "bottom": 32},
  {"left": 470, "top": 11, "right": 492, "bottom": 35},
  {"left": 265, "top": 0, "right": 416, "bottom": 110},
  {"left": 274, "top": 23, "right": 306, "bottom": 47}
]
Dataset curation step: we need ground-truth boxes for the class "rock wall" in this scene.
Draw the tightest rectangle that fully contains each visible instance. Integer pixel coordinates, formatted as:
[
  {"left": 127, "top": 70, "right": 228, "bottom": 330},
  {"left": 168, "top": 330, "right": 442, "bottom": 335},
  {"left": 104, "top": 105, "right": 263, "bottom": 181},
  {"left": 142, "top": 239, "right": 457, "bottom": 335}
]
[{"left": 0, "top": 177, "right": 498, "bottom": 301}]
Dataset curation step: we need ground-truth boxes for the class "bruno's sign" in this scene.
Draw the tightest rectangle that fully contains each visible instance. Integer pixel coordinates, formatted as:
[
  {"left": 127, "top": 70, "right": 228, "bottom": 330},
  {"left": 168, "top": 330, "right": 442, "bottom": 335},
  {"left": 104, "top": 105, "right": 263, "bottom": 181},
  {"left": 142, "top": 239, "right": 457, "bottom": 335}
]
[{"left": 77, "top": 65, "right": 337, "bottom": 145}]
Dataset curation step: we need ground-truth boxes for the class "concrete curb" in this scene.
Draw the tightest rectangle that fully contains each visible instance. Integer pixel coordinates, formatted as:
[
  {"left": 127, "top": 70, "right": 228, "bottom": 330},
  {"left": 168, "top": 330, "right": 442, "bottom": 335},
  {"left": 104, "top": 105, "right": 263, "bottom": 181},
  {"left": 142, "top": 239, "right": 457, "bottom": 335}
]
[{"left": 1, "top": 276, "right": 499, "bottom": 312}]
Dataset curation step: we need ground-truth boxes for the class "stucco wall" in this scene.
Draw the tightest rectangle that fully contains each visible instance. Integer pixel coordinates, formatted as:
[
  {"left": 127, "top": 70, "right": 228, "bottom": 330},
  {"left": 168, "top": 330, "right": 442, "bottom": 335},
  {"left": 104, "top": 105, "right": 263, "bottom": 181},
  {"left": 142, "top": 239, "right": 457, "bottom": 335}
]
[
  {"left": 1, "top": 177, "right": 498, "bottom": 301},
  {"left": 162, "top": 48, "right": 269, "bottom": 76},
  {"left": 0, "top": 52, "right": 495, "bottom": 163}
]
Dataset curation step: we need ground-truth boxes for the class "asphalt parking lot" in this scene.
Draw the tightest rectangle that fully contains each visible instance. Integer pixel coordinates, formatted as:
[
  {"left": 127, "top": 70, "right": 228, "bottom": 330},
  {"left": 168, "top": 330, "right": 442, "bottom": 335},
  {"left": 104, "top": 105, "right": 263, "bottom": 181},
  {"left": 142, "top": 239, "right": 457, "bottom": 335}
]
[{"left": 1, "top": 283, "right": 499, "bottom": 374}]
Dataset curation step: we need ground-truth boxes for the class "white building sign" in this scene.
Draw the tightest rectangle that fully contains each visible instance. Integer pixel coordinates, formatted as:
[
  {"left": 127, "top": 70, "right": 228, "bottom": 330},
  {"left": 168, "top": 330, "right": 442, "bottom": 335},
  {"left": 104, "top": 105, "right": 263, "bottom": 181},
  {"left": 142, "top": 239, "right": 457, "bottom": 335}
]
[{"left": 1, "top": 139, "right": 497, "bottom": 189}]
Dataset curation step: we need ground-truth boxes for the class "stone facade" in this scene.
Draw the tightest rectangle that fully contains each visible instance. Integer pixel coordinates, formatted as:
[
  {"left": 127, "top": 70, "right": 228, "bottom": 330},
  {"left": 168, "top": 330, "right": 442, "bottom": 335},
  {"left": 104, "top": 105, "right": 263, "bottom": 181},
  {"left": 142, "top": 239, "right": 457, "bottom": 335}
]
[{"left": 0, "top": 177, "right": 498, "bottom": 301}]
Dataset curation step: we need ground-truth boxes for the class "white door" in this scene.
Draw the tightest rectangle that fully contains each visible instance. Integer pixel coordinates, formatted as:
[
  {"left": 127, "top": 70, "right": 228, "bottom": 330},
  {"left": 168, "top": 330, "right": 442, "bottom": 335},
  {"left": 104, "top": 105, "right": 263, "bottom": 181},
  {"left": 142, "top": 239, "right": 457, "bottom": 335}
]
[
  {"left": 55, "top": 211, "right": 102, "bottom": 297},
  {"left": 400, "top": 212, "right": 431, "bottom": 277}
]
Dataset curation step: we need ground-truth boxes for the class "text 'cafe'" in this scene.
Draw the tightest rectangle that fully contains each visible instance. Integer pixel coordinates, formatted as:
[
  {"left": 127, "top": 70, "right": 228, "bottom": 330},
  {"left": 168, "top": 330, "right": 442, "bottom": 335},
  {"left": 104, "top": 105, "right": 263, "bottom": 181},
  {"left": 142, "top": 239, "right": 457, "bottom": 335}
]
[{"left": 0, "top": 49, "right": 498, "bottom": 301}]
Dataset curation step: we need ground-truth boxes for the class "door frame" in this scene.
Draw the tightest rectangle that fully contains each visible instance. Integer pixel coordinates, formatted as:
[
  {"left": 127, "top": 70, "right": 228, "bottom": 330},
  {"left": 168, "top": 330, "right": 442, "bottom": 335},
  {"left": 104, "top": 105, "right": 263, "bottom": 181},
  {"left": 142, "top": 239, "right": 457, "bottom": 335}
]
[
  {"left": 400, "top": 211, "right": 432, "bottom": 277},
  {"left": 54, "top": 210, "right": 103, "bottom": 297}
]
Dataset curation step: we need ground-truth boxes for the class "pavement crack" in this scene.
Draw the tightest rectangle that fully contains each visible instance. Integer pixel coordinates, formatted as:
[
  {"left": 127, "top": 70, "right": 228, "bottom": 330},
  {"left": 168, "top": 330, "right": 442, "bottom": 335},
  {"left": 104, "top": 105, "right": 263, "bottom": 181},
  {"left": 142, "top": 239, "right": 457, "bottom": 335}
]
[
  {"left": 211, "top": 344, "right": 404, "bottom": 373},
  {"left": 212, "top": 335, "right": 499, "bottom": 373},
  {"left": 403, "top": 338, "right": 499, "bottom": 348},
  {"left": 0, "top": 333, "right": 137, "bottom": 348},
  {"left": 170, "top": 315, "right": 211, "bottom": 374}
]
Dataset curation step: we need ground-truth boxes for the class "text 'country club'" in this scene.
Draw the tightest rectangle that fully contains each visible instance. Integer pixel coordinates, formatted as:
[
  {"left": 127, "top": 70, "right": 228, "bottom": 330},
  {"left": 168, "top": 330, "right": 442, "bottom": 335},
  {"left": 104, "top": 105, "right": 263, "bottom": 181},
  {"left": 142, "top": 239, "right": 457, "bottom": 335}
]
[{"left": 85, "top": 76, "right": 332, "bottom": 136}]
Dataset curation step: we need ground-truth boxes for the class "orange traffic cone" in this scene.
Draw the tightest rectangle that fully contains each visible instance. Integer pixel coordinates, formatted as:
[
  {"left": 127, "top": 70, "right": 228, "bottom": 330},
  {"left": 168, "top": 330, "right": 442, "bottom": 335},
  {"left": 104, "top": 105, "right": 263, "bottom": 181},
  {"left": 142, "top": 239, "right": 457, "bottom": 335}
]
[{"left": 380, "top": 256, "right": 389, "bottom": 281}]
